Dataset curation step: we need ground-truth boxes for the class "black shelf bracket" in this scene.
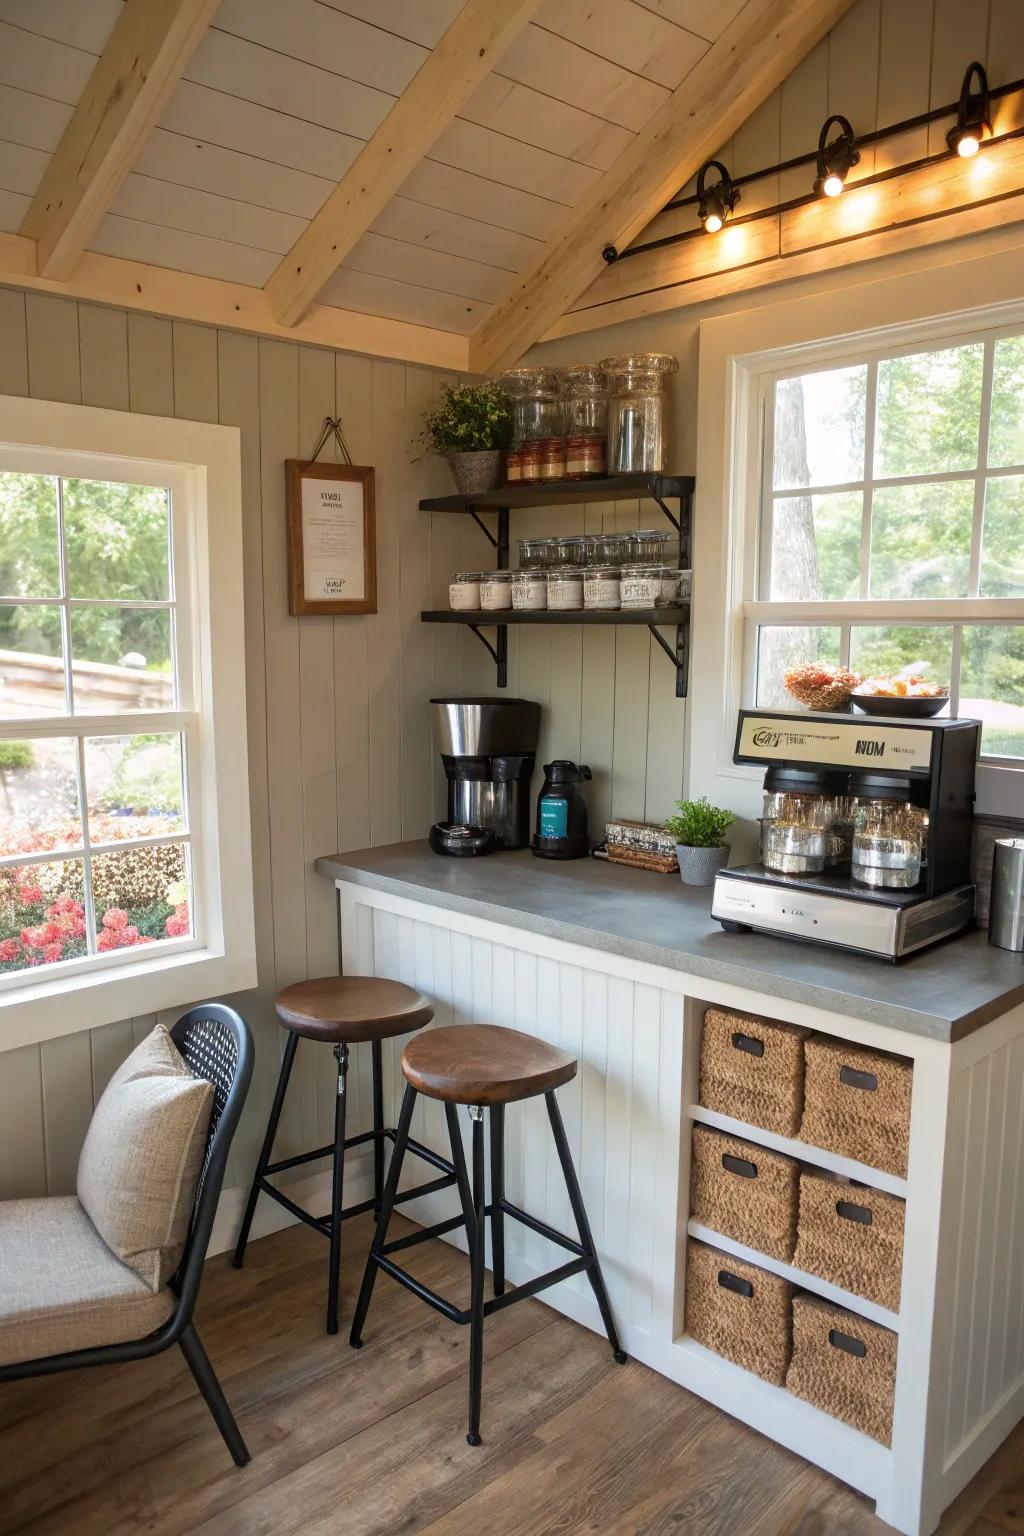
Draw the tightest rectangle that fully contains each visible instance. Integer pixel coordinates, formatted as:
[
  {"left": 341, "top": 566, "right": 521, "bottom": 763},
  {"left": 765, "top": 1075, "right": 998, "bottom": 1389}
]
[
  {"left": 468, "top": 509, "right": 497, "bottom": 548},
  {"left": 651, "top": 492, "right": 681, "bottom": 535},
  {"left": 647, "top": 623, "right": 689, "bottom": 698},
  {"left": 467, "top": 623, "right": 508, "bottom": 687}
]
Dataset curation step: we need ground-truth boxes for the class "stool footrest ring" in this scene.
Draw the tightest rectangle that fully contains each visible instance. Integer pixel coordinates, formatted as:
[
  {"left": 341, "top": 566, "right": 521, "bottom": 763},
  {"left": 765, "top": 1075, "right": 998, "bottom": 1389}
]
[{"left": 257, "top": 1137, "right": 456, "bottom": 1240}]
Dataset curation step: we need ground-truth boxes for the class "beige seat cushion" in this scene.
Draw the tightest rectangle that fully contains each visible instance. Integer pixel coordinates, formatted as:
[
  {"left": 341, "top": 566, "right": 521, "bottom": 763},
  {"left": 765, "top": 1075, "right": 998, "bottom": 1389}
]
[
  {"left": 0, "top": 1197, "right": 174, "bottom": 1367},
  {"left": 77, "top": 1024, "right": 213, "bottom": 1291}
]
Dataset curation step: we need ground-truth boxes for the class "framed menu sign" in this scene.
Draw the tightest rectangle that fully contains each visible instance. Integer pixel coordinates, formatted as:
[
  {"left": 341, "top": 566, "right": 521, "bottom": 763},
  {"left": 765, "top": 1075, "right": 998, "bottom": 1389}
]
[{"left": 285, "top": 460, "right": 376, "bottom": 615}]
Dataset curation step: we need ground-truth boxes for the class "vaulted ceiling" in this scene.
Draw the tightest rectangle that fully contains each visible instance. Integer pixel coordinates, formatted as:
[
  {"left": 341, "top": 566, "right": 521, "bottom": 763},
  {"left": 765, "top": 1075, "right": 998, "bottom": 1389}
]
[{"left": 0, "top": 0, "right": 851, "bottom": 370}]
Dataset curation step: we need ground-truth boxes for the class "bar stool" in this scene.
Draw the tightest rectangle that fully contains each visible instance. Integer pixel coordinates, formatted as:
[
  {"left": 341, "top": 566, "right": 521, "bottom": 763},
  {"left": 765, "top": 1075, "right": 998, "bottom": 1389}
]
[
  {"left": 233, "top": 976, "right": 456, "bottom": 1334},
  {"left": 349, "top": 1023, "right": 626, "bottom": 1444}
]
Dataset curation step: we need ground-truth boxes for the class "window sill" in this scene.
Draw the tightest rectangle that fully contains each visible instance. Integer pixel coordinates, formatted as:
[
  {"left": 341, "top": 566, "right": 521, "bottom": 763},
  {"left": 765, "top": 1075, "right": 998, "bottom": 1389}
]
[{"left": 0, "top": 944, "right": 258, "bottom": 1051}]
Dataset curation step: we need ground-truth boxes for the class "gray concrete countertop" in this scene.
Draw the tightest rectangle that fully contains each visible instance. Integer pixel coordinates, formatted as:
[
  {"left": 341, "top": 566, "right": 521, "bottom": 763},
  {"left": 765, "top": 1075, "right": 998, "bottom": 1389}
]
[{"left": 317, "top": 842, "right": 1024, "bottom": 1043}]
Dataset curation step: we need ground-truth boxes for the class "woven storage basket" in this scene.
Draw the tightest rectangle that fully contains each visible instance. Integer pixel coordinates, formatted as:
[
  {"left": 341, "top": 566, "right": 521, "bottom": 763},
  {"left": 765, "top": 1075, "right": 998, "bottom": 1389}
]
[
  {"left": 792, "top": 1170, "right": 905, "bottom": 1311},
  {"left": 690, "top": 1125, "right": 800, "bottom": 1262},
  {"left": 786, "top": 1295, "right": 897, "bottom": 1444},
  {"left": 684, "top": 1239, "right": 794, "bottom": 1385},
  {"left": 800, "top": 1035, "right": 913, "bottom": 1178},
  {"left": 699, "top": 1008, "right": 811, "bottom": 1136}
]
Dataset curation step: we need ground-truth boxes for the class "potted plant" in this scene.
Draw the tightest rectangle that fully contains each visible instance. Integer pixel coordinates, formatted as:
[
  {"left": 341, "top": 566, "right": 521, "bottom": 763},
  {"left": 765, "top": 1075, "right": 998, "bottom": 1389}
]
[
  {"left": 664, "top": 797, "right": 735, "bottom": 887},
  {"left": 422, "top": 381, "right": 513, "bottom": 496}
]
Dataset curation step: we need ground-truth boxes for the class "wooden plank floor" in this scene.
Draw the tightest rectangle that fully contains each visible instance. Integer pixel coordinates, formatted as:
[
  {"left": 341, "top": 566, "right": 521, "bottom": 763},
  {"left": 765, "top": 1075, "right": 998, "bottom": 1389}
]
[{"left": 0, "top": 1213, "right": 1021, "bottom": 1536}]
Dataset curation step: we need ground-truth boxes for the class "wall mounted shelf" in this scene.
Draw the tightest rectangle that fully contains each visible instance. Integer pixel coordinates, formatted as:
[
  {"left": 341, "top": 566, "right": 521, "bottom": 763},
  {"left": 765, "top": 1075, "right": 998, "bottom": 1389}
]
[{"left": 419, "top": 474, "right": 694, "bottom": 695}]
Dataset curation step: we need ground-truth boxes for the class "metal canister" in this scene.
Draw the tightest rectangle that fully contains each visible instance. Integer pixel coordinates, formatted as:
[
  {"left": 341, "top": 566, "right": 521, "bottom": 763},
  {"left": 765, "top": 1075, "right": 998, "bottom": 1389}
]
[{"left": 989, "top": 838, "right": 1024, "bottom": 952}]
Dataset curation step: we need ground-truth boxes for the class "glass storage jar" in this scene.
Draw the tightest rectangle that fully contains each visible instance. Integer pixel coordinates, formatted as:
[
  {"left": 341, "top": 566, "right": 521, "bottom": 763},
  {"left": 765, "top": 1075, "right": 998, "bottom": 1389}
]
[
  {"left": 537, "top": 437, "right": 566, "bottom": 482},
  {"left": 625, "top": 528, "right": 670, "bottom": 565},
  {"left": 620, "top": 564, "right": 661, "bottom": 608},
  {"left": 512, "top": 568, "right": 547, "bottom": 610},
  {"left": 564, "top": 434, "right": 606, "bottom": 478},
  {"left": 851, "top": 796, "right": 923, "bottom": 889},
  {"left": 548, "top": 565, "right": 584, "bottom": 610},
  {"left": 480, "top": 570, "right": 512, "bottom": 611},
  {"left": 584, "top": 565, "right": 620, "bottom": 610},
  {"left": 762, "top": 820, "right": 827, "bottom": 876},
  {"left": 591, "top": 531, "right": 627, "bottom": 566},
  {"left": 556, "top": 363, "right": 608, "bottom": 437},
  {"left": 500, "top": 367, "right": 560, "bottom": 443},
  {"left": 449, "top": 572, "right": 482, "bottom": 611},
  {"left": 601, "top": 352, "right": 678, "bottom": 473},
  {"left": 657, "top": 566, "right": 682, "bottom": 605},
  {"left": 552, "top": 534, "right": 587, "bottom": 567},
  {"left": 677, "top": 568, "right": 693, "bottom": 601},
  {"left": 518, "top": 536, "right": 558, "bottom": 569}
]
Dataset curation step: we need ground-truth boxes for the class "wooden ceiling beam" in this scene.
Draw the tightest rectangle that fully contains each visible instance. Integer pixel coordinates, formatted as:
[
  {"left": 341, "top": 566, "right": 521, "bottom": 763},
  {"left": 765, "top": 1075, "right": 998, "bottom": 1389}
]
[
  {"left": 469, "top": 0, "right": 855, "bottom": 374},
  {"left": 264, "top": 0, "right": 545, "bottom": 329},
  {"left": 20, "top": 0, "right": 220, "bottom": 281}
]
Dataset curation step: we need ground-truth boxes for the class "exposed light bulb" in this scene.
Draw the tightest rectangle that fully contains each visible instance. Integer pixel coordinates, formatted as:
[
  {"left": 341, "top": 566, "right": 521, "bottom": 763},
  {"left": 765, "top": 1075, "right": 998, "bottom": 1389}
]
[
  {"left": 704, "top": 212, "right": 723, "bottom": 233},
  {"left": 957, "top": 132, "right": 980, "bottom": 157},
  {"left": 822, "top": 173, "right": 845, "bottom": 197}
]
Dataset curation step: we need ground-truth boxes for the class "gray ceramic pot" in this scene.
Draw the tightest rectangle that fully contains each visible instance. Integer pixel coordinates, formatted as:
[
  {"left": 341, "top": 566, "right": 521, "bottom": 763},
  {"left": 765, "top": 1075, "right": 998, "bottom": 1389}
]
[
  {"left": 676, "top": 843, "right": 730, "bottom": 887},
  {"left": 447, "top": 449, "right": 503, "bottom": 496}
]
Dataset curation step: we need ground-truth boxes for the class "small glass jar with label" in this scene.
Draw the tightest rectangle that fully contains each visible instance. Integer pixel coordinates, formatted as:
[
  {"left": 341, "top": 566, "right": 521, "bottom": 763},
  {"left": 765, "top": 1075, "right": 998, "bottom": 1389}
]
[
  {"left": 512, "top": 568, "right": 547, "bottom": 610},
  {"left": 548, "top": 565, "right": 584, "bottom": 610},
  {"left": 620, "top": 564, "right": 661, "bottom": 608},
  {"left": 584, "top": 566, "right": 620, "bottom": 610},
  {"left": 537, "top": 438, "right": 566, "bottom": 482},
  {"left": 449, "top": 572, "right": 482, "bottom": 611},
  {"left": 480, "top": 570, "right": 513, "bottom": 611}
]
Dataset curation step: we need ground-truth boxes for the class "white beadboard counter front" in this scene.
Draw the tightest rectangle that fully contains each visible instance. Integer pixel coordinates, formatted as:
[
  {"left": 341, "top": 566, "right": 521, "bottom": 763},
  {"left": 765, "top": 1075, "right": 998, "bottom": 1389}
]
[{"left": 319, "top": 843, "right": 1024, "bottom": 1536}]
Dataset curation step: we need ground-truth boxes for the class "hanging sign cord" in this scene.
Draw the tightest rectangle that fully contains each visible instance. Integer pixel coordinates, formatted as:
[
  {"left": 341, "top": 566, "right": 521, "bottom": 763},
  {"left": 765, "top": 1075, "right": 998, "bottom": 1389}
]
[{"left": 307, "top": 415, "right": 354, "bottom": 466}]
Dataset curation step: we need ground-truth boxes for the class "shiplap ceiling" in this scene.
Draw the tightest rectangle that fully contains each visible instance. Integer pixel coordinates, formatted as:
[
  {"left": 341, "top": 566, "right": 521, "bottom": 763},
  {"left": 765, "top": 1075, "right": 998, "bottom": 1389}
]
[{"left": 0, "top": 0, "right": 843, "bottom": 368}]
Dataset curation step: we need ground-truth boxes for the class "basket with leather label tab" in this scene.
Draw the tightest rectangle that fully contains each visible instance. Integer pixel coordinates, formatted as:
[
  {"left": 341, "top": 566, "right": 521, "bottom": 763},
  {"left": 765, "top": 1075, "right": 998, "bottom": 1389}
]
[
  {"left": 799, "top": 1035, "right": 913, "bottom": 1178},
  {"left": 690, "top": 1125, "right": 800, "bottom": 1262},
  {"left": 786, "top": 1295, "right": 897, "bottom": 1444},
  {"left": 699, "top": 1008, "right": 811, "bottom": 1137},
  {"left": 684, "top": 1239, "right": 794, "bottom": 1385},
  {"left": 792, "top": 1169, "right": 905, "bottom": 1311}
]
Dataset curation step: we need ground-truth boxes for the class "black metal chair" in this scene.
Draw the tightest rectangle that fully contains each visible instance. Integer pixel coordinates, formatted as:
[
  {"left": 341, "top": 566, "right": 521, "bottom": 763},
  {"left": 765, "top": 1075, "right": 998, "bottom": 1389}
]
[{"left": 0, "top": 1004, "right": 254, "bottom": 1466}]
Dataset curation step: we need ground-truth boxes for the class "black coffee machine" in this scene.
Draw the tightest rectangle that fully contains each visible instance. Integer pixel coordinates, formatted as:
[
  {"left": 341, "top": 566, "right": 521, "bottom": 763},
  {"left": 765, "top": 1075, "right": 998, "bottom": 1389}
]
[{"left": 430, "top": 697, "right": 540, "bottom": 855}]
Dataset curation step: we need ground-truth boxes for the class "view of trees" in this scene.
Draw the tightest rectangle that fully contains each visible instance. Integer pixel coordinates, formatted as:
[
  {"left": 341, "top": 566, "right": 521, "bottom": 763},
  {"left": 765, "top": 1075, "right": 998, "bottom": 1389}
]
[{"left": 760, "top": 335, "right": 1024, "bottom": 756}]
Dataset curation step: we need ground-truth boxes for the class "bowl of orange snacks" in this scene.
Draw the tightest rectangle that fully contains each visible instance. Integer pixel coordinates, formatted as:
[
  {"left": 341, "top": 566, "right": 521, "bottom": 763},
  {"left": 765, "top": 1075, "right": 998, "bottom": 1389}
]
[{"left": 851, "top": 673, "right": 949, "bottom": 717}]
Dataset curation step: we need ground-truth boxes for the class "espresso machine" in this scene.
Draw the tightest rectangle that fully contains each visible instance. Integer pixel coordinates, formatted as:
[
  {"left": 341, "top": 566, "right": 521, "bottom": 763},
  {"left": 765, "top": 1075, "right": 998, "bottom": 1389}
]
[
  {"left": 711, "top": 708, "right": 979, "bottom": 959},
  {"left": 430, "top": 697, "right": 540, "bottom": 855}
]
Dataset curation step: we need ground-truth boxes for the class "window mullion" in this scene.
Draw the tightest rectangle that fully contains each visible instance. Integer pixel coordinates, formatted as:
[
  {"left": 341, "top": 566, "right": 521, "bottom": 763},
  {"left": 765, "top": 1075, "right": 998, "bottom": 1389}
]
[
  {"left": 56, "top": 477, "right": 74, "bottom": 716},
  {"left": 75, "top": 734, "right": 98, "bottom": 958},
  {"left": 859, "top": 360, "right": 878, "bottom": 600},
  {"left": 968, "top": 340, "right": 995, "bottom": 599},
  {"left": 948, "top": 626, "right": 964, "bottom": 718}
]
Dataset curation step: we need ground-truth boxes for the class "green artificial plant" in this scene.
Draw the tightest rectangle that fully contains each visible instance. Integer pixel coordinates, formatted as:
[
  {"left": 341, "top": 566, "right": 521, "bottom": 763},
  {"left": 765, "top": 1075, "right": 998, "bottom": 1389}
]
[
  {"left": 421, "top": 382, "right": 513, "bottom": 455},
  {"left": 664, "top": 796, "right": 735, "bottom": 849}
]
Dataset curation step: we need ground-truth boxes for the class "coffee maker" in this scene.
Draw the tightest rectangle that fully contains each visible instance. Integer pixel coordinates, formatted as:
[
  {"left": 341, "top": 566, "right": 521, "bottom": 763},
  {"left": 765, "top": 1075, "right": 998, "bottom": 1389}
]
[
  {"left": 430, "top": 698, "right": 540, "bottom": 855},
  {"left": 711, "top": 708, "right": 979, "bottom": 959}
]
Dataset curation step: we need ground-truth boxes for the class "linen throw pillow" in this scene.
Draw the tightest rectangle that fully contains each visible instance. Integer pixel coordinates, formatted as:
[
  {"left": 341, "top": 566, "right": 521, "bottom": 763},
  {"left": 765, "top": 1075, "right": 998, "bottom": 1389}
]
[{"left": 76, "top": 1024, "right": 213, "bottom": 1292}]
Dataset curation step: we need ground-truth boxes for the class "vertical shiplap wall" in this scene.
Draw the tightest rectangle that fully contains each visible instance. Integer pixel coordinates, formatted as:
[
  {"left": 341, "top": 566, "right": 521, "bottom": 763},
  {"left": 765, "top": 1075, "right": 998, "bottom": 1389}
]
[{"left": 0, "top": 290, "right": 685, "bottom": 1199}]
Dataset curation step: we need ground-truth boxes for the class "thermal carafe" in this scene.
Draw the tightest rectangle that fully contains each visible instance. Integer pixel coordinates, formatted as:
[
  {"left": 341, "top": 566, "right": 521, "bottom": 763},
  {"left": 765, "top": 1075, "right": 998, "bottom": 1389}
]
[
  {"left": 432, "top": 697, "right": 540, "bottom": 851},
  {"left": 990, "top": 838, "right": 1024, "bottom": 952}
]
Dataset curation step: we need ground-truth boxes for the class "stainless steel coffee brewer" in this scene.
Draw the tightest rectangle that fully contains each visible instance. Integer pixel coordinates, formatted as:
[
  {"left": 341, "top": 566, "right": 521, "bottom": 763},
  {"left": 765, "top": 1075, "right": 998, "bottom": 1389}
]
[
  {"left": 712, "top": 708, "right": 980, "bottom": 960},
  {"left": 430, "top": 698, "right": 540, "bottom": 855}
]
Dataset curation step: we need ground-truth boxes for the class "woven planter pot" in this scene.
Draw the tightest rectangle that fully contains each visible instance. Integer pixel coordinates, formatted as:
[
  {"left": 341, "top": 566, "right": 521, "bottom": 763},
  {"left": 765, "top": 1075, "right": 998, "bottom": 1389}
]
[
  {"left": 446, "top": 449, "right": 503, "bottom": 496},
  {"left": 676, "top": 843, "right": 729, "bottom": 886}
]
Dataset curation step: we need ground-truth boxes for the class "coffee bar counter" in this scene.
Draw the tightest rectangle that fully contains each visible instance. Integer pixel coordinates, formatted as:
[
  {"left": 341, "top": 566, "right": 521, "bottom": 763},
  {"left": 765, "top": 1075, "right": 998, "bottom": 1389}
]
[{"left": 318, "top": 841, "right": 1024, "bottom": 1536}]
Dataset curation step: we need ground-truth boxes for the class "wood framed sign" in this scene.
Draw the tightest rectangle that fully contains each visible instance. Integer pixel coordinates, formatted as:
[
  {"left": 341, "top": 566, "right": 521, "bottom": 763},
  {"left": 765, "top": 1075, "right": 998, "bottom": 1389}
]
[{"left": 286, "top": 460, "right": 376, "bottom": 615}]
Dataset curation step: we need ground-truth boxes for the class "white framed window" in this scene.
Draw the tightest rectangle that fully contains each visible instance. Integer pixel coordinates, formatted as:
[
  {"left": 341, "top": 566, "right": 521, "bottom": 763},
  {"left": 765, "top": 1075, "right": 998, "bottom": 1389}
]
[
  {"left": 0, "top": 397, "right": 255, "bottom": 1050},
  {"left": 689, "top": 242, "right": 1024, "bottom": 833}
]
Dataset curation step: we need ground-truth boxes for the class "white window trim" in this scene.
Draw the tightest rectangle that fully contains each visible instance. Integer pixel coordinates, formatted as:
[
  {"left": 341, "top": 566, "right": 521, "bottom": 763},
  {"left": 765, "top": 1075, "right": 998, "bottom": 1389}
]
[
  {"left": 0, "top": 395, "right": 255, "bottom": 1050},
  {"left": 689, "top": 242, "right": 1024, "bottom": 846}
]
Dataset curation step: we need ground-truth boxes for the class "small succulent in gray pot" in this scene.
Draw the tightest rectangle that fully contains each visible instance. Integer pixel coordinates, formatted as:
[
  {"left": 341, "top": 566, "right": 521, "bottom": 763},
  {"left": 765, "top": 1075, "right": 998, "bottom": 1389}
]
[
  {"left": 663, "top": 797, "right": 735, "bottom": 887},
  {"left": 421, "top": 381, "right": 513, "bottom": 496}
]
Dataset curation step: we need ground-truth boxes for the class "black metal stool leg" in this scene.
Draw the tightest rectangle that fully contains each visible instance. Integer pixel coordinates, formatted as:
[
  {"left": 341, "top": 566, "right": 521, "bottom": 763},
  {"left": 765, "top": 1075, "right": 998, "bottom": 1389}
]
[
  {"left": 326, "top": 1042, "right": 350, "bottom": 1334},
  {"left": 372, "top": 1039, "right": 385, "bottom": 1213},
  {"left": 490, "top": 1103, "right": 505, "bottom": 1297},
  {"left": 233, "top": 1030, "right": 299, "bottom": 1269},
  {"left": 350, "top": 1083, "right": 416, "bottom": 1347},
  {"left": 467, "top": 1106, "right": 487, "bottom": 1446},
  {"left": 545, "top": 1091, "right": 627, "bottom": 1365}
]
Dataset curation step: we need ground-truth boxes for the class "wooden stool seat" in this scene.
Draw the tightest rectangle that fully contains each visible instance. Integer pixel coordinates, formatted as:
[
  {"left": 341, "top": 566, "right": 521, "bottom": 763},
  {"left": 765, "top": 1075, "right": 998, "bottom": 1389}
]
[
  {"left": 401, "top": 1024, "right": 577, "bottom": 1105},
  {"left": 275, "top": 976, "right": 434, "bottom": 1043}
]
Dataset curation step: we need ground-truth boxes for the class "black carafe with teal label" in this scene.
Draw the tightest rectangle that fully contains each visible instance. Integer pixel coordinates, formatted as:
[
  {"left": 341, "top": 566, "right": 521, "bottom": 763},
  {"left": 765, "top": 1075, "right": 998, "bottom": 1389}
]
[{"left": 532, "top": 761, "right": 592, "bottom": 859}]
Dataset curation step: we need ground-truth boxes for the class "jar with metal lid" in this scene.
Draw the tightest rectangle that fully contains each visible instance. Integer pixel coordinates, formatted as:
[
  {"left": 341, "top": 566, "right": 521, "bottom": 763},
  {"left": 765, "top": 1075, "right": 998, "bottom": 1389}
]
[
  {"left": 564, "top": 434, "right": 606, "bottom": 478},
  {"left": 548, "top": 565, "right": 584, "bottom": 611},
  {"left": 584, "top": 566, "right": 620, "bottom": 610},
  {"left": 601, "top": 352, "right": 678, "bottom": 473},
  {"left": 480, "top": 570, "right": 513, "bottom": 611},
  {"left": 552, "top": 534, "right": 587, "bottom": 567},
  {"left": 518, "top": 536, "right": 558, "bottom": 569},
  {"left": 620, "top": 564, "right": 661, "bottom": 609},
  {"left": 500, "top": 367, "right": 560, "bottom": 443},
  {"left": 625, "top": 528, "right": 670, "bottom": 565},
  {"left": 449, "top": 572, "right": 482, "bottom": 611},
  {"left": 512, "top": 568, "right": 547, "bottom": 610},
  {"left": 556, "top": 363, "right": 608, "bottom": 437}
]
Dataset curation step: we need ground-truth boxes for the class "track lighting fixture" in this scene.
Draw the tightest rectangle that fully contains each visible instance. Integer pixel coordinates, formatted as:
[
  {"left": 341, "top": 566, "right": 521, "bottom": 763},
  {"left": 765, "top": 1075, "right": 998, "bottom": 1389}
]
[
  {"left": 697, "top": 160, "right": 739, "bottom": 233},
  {"left": 947, "top": 62, "right": 991, "bottom": 157},
  {"left": 814, "top": 115, "right": 859, "bottom": 197}
]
